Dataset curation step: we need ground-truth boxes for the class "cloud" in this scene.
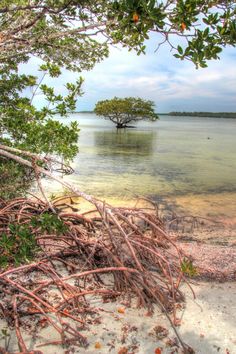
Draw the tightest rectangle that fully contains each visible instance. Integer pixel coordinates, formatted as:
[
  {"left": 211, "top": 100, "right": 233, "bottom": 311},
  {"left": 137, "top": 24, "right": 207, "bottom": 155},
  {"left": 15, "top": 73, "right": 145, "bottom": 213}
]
[
  {"left": 19, "top": 38, "right": 236, "bottom": 113},
  {"left": 75, "top": 40, "right": 236, "bottom": 112}
]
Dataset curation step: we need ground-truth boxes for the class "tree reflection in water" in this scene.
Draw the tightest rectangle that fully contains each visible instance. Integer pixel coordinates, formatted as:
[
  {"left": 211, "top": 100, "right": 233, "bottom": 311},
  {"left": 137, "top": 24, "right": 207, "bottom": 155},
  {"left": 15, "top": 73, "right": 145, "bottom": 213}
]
[{"left": 94, "top": 130, "right": 157, "bottom": 156}]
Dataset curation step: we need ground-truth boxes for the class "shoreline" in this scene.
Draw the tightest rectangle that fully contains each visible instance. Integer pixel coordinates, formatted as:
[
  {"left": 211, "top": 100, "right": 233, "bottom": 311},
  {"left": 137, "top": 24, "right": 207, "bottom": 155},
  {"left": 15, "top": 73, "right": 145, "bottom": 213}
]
[
  {"left": 53, "top": 194, "right": 236, "bottom": 280},
  {"left": 51, "top": 194, "right": 236, "bottom": 242}
]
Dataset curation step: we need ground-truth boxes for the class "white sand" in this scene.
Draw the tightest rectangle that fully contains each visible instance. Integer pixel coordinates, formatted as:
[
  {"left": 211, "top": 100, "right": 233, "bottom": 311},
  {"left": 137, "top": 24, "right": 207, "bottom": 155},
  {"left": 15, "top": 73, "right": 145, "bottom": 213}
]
[{"left": 0, "top": 281, "right": 235, "bottom": 353}]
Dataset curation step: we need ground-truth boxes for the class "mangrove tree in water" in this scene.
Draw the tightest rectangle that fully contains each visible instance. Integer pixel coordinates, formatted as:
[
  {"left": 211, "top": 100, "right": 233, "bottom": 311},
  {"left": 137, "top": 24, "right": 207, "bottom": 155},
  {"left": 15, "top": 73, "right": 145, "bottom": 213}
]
[{"left": 95, "top": 97, "right": 158, "bottom": 128}]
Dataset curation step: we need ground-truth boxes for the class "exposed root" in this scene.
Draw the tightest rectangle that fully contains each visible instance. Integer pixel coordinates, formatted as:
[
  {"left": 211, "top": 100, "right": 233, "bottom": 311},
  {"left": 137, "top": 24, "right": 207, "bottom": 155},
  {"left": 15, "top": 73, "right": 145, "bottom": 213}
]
[
  {"left": 0, "top": 196, "right": 191, "bottom": 352},
  {"left": 0, "top": 144, "right": 195, "bottom": 352}
]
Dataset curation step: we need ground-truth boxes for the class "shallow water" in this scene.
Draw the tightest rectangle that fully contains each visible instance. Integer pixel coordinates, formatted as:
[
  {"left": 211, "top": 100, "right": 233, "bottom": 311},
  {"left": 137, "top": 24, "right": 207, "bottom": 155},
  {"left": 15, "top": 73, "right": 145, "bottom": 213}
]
[{"left": 54, "top": 114, "right": 236, "bottom": 220}]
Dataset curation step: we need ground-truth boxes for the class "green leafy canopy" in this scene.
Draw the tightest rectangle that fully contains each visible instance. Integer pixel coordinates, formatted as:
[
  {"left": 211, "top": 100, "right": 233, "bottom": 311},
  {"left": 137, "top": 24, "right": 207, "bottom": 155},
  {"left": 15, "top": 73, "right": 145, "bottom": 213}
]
[
  {"left": 95, "top": 97, "right": 159, "bottom": 128},
  {"left": 0, "top": 63, "right": 81, "bottom": 159}
]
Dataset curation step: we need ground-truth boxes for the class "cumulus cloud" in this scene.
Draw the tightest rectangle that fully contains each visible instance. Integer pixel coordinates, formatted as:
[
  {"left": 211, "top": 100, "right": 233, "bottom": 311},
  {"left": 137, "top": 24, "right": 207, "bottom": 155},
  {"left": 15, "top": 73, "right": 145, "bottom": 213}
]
[
  {"left": 76, "top": 41, "right": 236, "bottom": 112},
  {"left": 20, "top": 38, "right": 236, "bottom": 113}
]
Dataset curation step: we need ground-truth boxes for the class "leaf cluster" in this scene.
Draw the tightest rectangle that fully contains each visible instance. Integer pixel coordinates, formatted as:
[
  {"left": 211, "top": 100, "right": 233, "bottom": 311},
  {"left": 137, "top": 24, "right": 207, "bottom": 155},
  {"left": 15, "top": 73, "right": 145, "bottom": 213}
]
[
  {"left": 31, "top": 212, "right": 68, "bottom": 234},
  {"left": 0, "top": 223, "right": 39, "bottom": 267},
  {"left": 109, "top": 0, "right": 236, "bottom": 67},
  {"left": 0, "top": 158, "right": 33, "bottom": 199},
  {"left": 0, "top": 1, "right": 235, "bottom": 68},
  {"left": 181, "top": 258, "right": 198, "bottom": 277},
  {"left": 0, "top": 212, "right": 68, "bottom": 268},
  {"left": 0, "top": 63, "right": 80, "bottom": 161}
]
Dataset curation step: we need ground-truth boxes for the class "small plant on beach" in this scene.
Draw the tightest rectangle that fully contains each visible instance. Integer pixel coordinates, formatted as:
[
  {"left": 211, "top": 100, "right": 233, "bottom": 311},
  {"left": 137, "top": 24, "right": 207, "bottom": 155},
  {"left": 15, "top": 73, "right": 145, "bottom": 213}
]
[
  {"left": 0, "top": 328, "right": 11, "bottom": 351},
  {"left": 31, "top": 213, "right": 68, "bottom": 235},
  {"left": 0, "top": 213, "right": 69, "bottom": 268},
  {"left": 0, "top": 224, "right": 39, "bottom": 267},
  {"left": 181, "top": 258, "right": 198, "bottom": 277}
]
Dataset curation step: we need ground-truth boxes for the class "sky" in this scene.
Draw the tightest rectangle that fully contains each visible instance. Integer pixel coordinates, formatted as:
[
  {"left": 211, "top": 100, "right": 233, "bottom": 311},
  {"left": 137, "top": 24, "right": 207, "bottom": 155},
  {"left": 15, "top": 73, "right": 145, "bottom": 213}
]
[
  {"left": 26, "top": 34, "right": 236, "bottom": 113},
  {"left": 73, "top": 35, "right": 236, "bottom": 113}
]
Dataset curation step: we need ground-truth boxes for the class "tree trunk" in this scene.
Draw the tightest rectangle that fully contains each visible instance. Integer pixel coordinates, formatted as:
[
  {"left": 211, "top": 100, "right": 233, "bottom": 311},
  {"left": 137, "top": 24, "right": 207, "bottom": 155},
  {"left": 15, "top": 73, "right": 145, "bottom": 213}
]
[{"left": 116, "top": 123, "right": 126, "bottom": 129}]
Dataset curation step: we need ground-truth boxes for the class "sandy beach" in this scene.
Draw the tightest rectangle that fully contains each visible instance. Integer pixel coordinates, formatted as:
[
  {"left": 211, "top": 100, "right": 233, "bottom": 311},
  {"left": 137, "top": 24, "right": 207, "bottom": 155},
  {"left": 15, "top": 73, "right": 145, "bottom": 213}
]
[{"left": 0, "top": 281, "right": 235, "bottom": 353}]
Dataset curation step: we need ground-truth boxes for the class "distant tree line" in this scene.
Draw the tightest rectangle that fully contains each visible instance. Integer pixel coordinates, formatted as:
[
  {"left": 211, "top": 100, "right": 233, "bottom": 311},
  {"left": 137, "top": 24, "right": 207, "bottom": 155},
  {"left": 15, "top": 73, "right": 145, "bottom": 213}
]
[
  {"left": 73, "top": 111, "right": 94, "bottom": 114},
  {"left": 168, "top": 112, "right": 236, "bottom": 118}
]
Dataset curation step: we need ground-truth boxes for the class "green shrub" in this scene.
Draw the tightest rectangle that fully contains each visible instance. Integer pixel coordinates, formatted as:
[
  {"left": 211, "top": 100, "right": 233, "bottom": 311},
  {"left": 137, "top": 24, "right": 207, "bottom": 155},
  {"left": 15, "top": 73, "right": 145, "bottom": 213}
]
[
  {"left": 31, "top": 213, "right": 68, "bottom": 234},
  {"left": 0, "top": 213, "right": 68, "bottom": 268},
  {"left": 0, "top": 224, "right": 39, "bottom": 268}
]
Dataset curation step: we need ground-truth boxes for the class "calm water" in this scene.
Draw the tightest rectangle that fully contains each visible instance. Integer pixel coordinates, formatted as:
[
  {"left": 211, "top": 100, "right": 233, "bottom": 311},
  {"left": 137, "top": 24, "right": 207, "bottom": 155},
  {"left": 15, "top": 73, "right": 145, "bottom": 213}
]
[{"left": 57, "top": 114, "right": 236, "bottom": 219}]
